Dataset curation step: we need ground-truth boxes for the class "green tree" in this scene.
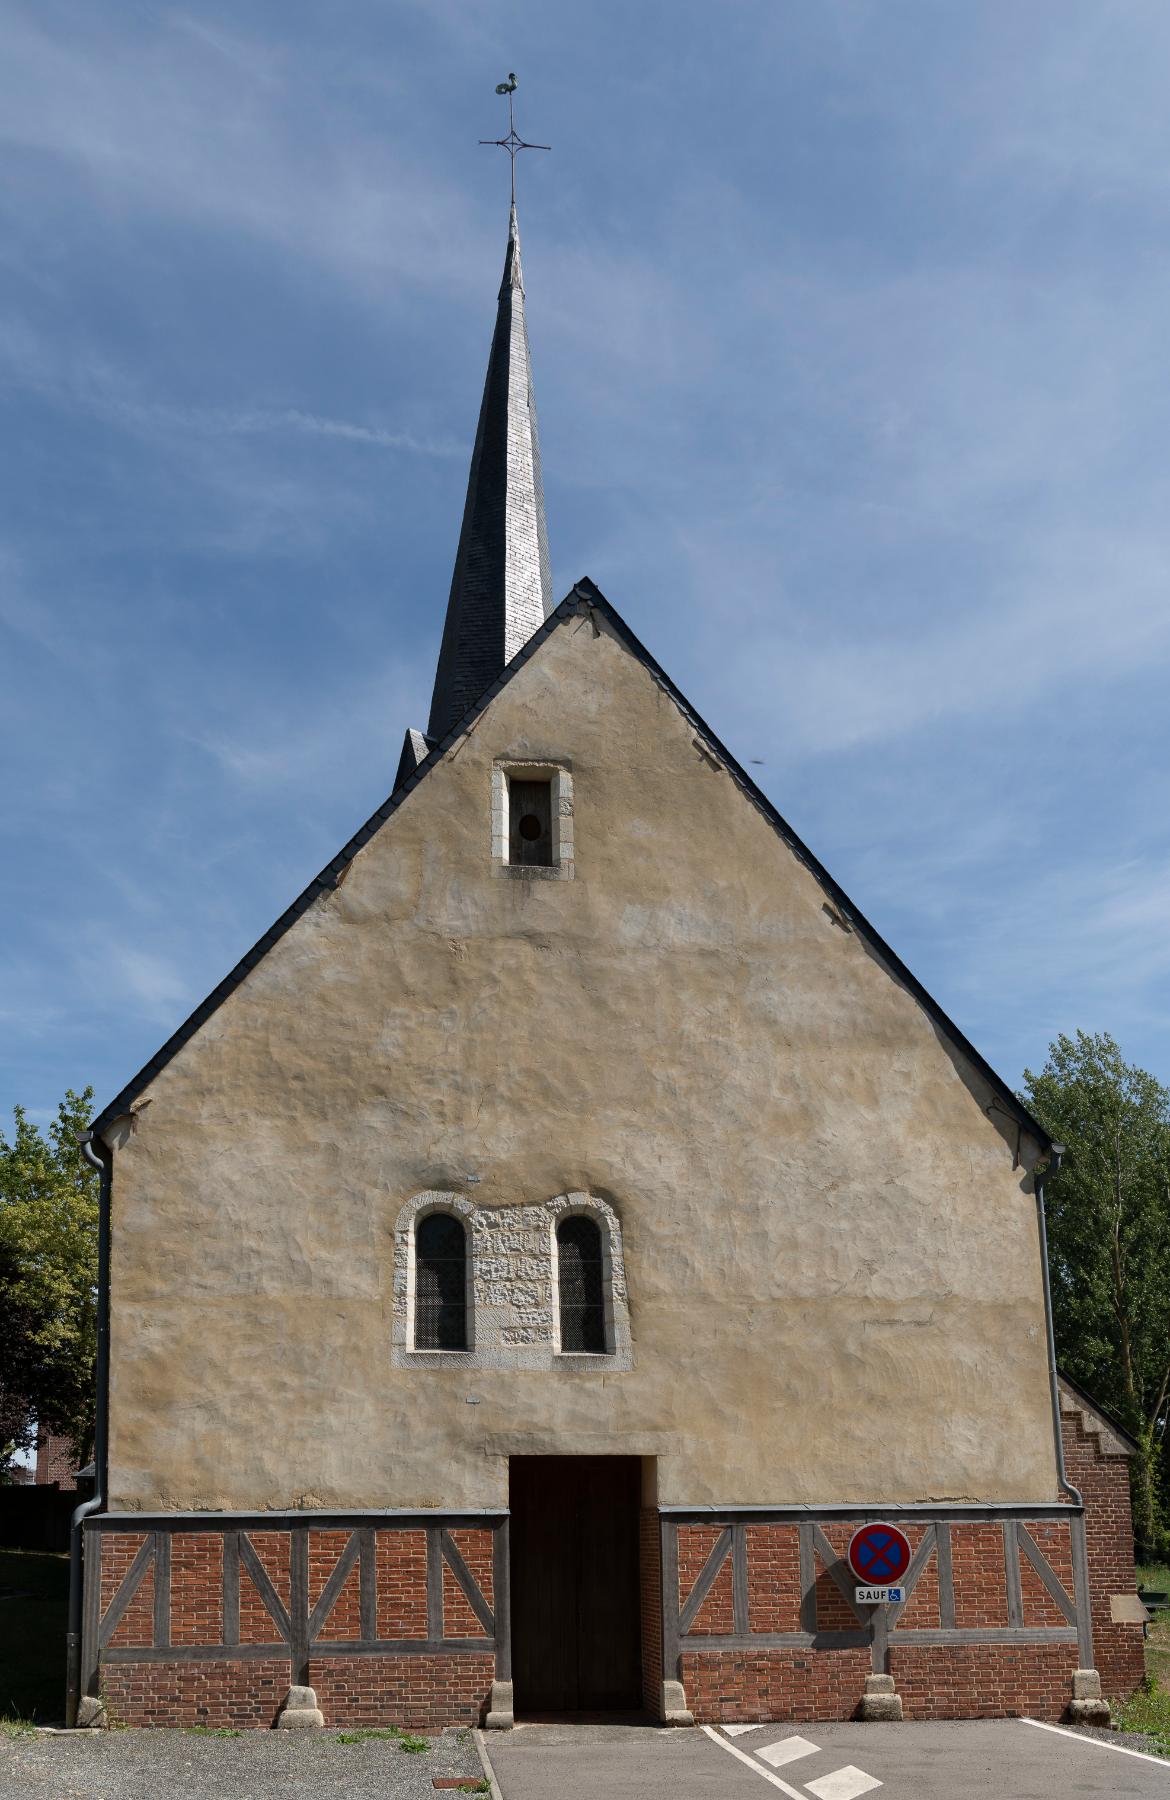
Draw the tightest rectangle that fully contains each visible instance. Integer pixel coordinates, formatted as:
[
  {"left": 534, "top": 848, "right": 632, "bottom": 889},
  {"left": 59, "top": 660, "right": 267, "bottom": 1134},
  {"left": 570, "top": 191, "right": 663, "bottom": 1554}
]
[
  {"left": 0, "top": 1088, "right": 99, "bottom": 1481},
  {"left": 1022, "top": 1032, "right": 1170, "bottom": 1555}
]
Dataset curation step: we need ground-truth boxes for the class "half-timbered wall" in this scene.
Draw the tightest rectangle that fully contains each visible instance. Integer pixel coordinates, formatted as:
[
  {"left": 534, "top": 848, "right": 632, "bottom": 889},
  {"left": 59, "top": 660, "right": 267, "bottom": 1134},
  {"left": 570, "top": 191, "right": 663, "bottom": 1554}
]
[
  {"left": 667, "top": 1506, "right": 1089, "bottom": 1723},
  {"left": 85, "top": 1514, "right": 505, "bottom": 1731}
]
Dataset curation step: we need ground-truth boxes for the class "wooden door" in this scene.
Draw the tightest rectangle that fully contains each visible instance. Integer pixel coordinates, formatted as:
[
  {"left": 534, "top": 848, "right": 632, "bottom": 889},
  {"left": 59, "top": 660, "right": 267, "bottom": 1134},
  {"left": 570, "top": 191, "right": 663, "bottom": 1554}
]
[{"left": 510, "top": 1456, "right": 643, "bottom": 1714}]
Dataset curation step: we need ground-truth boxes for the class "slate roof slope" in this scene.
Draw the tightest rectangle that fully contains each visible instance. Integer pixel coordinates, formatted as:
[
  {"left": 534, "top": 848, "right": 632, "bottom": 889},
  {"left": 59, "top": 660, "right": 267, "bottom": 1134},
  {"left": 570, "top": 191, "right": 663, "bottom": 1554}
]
[
  {"left": 426, "top": 201, "right": 553, "bottom": 744},
  {"left": 92, "top": 578, "right": 1051, "bottom": 1152}
]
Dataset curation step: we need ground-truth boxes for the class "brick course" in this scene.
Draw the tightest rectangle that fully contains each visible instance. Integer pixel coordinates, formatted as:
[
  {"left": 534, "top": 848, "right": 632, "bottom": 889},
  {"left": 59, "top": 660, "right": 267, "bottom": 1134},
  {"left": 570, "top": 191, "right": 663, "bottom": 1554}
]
[
  {"left": 683, "top": 1648, "right": 873, "bottom": 1723},
  {"left": 309, "top": 1655, "right": 494, "bottom": 1731},
  {"left": 103, "top": 1658, "right": 288, "bottom": 1729},
  {"left": 889, "top": 1642, "right": 1074, "bottom": 1720}
]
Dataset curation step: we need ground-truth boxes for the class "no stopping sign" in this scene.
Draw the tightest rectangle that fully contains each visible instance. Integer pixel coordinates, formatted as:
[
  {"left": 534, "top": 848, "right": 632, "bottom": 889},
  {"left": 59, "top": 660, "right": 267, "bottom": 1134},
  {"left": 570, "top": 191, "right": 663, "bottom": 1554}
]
[{"left": 847, "top": 1522, "right": 912, "bottom": 1585}]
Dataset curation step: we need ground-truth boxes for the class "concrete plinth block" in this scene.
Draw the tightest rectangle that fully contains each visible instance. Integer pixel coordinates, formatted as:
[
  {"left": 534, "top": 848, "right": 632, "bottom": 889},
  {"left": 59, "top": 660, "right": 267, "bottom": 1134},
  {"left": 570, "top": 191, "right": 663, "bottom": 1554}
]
[
  {"left": 1066, "top": 1668, "right": 1110, "bottom": 1724},
  {"left": 75, "top": 1695, "right": 106, "bottom": 1729},
  {"left": 662, "top": 1679, "right": 695, "bottom": 1726},
  {"left": 277, "top": 1685, "right": 324, "bottom": 1729},
  {"left": 859, "top": 1674, "right": 903, "bottom": 1721},
  {"left": 1066, "top": 1698, "right": 1111, "bottom": 1724},
  {"left": 484, "top": 1680, "right": 514, "bottom": 1729}
]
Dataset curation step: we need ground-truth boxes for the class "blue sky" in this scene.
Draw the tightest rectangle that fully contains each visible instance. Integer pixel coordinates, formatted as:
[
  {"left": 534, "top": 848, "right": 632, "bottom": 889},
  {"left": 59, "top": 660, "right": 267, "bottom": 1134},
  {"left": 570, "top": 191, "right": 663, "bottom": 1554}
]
[{"left": 3, "top": 0, "right": 1170, "bottom": 1129}]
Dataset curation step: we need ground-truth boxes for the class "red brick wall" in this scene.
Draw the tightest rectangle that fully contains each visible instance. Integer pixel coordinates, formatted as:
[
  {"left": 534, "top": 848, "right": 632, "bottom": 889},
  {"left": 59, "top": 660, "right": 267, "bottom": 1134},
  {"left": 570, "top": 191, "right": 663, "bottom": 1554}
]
[
  {"left": 35, "top": 1432, "right": 79, "bottom": 1490},
  {"left": 677, "top": 1525, "right": 733, "bottom": 1633},
  {"left": 746, "top": 1526, "right": 801, "bottom": 1633},
  {"left": 309, "top": 1654, "right": 494, "bottom": 1730},
  {"left": 172, "top": 1533, "right": 223, "bottom": 1645},
  {"left": 897, "top": 1524, "right": 940, "bottom": 1629},
  {"left": 683, "top": 1648, "right": 873, "bottom": 1723},
  {"left": 1061, "top": 1399, "right": 1145, "bottom": 1702},
  {"left": 100, "top": 1533, "right": 155, "bottom": 1648},
  {"left": 814, "top": 1525, "right": 862, "bottom": 1633},
  {"left": 441, "top": 1530, "right": 493, "bottom": 1638},
  {"left": 888, "top": 1643, "right": 1074, "bottom": 1721},
  {"left": 308, "top": 1531, "right": 360, "bottom": 1641},
  {"left": 376, "top": 1529, "right": 427, "bottom": 1637},
  {"left": 103, "top": 1658, "right": 287, "bottom": 1729},
  {"left": 240, "top": 1532, "right": 290, "bottom": 1643},
  {"left": 951, "top": 1524, "right": 1009, "bottom": 1629},
  {"left": 640, "top": 1508, "right": 663, "bottom": 1715},
  {"left": 1019, "top": 1520, "right": 1073, "bottom": 1629}
]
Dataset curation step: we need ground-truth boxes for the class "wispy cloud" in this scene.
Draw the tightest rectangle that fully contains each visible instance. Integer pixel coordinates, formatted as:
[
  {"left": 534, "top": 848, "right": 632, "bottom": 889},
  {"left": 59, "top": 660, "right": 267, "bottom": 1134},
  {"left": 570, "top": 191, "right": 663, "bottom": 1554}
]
[{"left": 0, "top": 317, "right": 460, "bottom": 456}]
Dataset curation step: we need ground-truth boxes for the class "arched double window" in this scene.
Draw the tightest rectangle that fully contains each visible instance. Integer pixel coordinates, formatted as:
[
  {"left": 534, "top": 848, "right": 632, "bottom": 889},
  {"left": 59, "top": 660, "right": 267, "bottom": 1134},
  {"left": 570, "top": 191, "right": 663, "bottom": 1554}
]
[
  {"left": 556, "top": 1215, "right": 608, "bottom": 1354},
  {"left": 414, "top": 1213, "right": 468, "bottom": 1351}
]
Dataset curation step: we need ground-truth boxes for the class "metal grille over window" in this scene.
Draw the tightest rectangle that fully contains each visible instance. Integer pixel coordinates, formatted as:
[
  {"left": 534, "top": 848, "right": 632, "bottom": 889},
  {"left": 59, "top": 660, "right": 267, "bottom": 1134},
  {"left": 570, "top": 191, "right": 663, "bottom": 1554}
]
[
  {"left": 557, "top": 1215, "right": 607, "bottom": 1353},
  {"left": 415, "top": 1213, "right": 468, "bottom": 1350},
  {"left": 509, "top": 778, "right": 553, "bottom": 866}
]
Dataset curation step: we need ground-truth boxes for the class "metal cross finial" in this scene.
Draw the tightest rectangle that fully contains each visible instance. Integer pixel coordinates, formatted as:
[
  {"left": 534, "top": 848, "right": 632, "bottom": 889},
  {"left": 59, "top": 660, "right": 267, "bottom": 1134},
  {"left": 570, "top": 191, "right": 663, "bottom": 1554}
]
[{"left": 480, "top": 72, "right": 550, "bottom": 206}]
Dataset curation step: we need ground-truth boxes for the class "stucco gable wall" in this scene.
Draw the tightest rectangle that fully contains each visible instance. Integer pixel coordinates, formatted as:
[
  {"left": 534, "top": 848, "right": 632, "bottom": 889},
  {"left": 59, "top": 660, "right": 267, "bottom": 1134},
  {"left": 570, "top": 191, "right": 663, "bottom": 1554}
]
[{"left": 106, "top": 614, "right": 1058, "bottom": 1510}]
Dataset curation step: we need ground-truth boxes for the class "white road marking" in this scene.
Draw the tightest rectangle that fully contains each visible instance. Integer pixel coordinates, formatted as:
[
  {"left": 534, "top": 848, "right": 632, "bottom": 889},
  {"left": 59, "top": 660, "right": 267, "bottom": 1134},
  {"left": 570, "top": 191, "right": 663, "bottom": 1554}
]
[
  {"left": 702, "top": 1725, "right": 808, "bottom": 1797},
  {"left": 1020, "top": 1716, "right": 1170, "bottom": 1770},
  {"left": 758, "top": 1735, "right": 821, "bottom": 1767},
  {"left": 805, "top": 1768, "right": 883, "bottom": 1800},
  {"left": 724, "top": 1723, "right": 763, "bottom": 1736}
]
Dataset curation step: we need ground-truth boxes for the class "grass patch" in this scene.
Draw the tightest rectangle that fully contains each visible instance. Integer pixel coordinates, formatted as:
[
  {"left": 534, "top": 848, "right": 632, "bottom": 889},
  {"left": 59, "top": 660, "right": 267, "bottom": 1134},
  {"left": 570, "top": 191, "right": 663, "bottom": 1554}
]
[
  {"left": 1137, "top": 1563, "right": 1170, "bottom": 1698},
  {"left": 1116, "top": 1676, "right": 1170, "bottom": 1754},
  {"left": 0, "top": 1718, "right": 39, "bottom": 1740},
  {"left": 0, "top": 1548, "right": 68, "bottom": 1724},
  {"left": 333, "top": 1726, "right": 431, "bottom": 1752}
]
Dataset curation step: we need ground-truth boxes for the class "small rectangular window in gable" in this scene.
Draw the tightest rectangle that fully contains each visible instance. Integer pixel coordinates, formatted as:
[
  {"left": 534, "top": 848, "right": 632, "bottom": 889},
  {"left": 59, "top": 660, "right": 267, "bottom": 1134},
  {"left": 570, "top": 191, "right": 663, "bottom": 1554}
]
[{"left": 509, "top": 778, "right": 553, "bottom": 867}]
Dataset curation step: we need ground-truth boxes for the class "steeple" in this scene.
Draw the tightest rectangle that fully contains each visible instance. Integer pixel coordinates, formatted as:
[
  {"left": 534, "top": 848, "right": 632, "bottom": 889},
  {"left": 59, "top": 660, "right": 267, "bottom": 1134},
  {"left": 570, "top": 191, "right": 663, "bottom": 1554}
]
[{"left": 425, "top": 200, "right": 553, "bottom": 744}]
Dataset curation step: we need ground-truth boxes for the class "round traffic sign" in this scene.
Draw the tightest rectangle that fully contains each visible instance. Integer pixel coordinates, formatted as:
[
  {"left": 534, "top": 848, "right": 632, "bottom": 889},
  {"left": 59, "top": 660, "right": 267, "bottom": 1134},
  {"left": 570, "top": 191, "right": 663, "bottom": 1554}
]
[{"left": 847, "top": 1523, "right": 911, "bottom": 1585}]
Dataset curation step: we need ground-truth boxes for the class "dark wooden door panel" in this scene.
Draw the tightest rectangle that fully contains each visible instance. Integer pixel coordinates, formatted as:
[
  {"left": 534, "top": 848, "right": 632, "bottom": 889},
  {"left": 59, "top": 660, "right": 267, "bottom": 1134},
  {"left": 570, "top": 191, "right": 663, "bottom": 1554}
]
[{"left": 510, "top": 1456, "right": 642, "bottom": 1714}]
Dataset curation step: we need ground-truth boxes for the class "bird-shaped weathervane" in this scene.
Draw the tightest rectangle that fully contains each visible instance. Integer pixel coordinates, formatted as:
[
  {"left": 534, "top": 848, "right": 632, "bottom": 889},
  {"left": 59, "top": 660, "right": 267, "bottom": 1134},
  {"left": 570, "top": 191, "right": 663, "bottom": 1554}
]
[{"left": 480, "top": 72, "right": 549, "bottom": 205}]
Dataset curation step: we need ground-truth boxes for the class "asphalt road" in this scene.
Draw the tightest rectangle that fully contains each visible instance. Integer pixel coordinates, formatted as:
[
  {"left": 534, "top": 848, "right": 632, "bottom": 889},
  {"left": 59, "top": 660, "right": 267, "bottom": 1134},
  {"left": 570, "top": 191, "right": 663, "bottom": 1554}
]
[{"left": 483, "top": 1718, "right": 1170, "bottom": 1799}]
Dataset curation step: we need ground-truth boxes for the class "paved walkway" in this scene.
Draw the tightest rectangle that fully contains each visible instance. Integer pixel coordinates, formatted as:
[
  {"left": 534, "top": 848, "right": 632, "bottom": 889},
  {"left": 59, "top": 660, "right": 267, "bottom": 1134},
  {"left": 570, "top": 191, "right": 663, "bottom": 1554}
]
[{"left": 483, "top": 1718, "right": 1170, "bottom": 1799}]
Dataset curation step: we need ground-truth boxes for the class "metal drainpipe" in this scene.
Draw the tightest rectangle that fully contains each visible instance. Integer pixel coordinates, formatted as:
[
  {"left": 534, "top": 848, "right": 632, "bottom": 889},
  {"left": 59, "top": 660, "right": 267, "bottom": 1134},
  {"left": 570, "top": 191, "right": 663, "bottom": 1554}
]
[
  {"left": 1035, "top": 1145, "right": 1082, "bottom": 1505},
  {"left": 65, "top": 1129, "right": 111, "bottom": 1726}
]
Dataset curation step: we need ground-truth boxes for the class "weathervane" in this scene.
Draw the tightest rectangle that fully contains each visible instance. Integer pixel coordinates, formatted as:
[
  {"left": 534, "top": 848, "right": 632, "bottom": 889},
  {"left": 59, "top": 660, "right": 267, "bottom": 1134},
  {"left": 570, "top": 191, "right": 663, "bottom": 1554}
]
[{"left": 480, "top": 72, "right": 549, "bottom": 206}]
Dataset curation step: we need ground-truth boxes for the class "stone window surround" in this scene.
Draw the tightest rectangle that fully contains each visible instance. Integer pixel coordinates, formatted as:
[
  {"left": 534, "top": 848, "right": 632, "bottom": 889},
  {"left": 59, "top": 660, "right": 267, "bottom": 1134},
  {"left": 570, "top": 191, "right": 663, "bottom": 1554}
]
[
  {"left": 548, "top": 1195, "right": 624, "bottom": 1360},
  {"left": 401, "top": 1194, "right": 477, "bottom": 1356},
  {"left": 491, "top": 760, "right": 574, "bottom": 880},
  {"left": 392, "top": 1190, "right": 633, "bottom": 1372}
]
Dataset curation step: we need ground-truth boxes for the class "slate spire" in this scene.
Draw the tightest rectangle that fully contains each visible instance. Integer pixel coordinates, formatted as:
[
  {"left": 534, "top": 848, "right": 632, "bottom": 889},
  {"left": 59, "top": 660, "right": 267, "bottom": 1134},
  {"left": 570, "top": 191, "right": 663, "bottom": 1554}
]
[{"left": 426, "top": 201, "right": 553, "bottom": 743}]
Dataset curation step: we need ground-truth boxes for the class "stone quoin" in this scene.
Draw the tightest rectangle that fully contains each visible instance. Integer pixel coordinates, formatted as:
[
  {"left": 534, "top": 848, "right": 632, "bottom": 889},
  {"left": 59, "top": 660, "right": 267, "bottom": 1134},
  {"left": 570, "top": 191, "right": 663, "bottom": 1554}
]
[{"left": 71, "top": 162, "right": 1146, "bottom": 1732}]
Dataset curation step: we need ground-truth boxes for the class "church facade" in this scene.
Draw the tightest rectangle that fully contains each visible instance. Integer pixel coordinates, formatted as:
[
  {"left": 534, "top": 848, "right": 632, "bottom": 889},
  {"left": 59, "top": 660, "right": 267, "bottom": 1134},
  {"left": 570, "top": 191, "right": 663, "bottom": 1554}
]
[{"left": 70, "top": 201, "right": 1145, "bottom": 1731}]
